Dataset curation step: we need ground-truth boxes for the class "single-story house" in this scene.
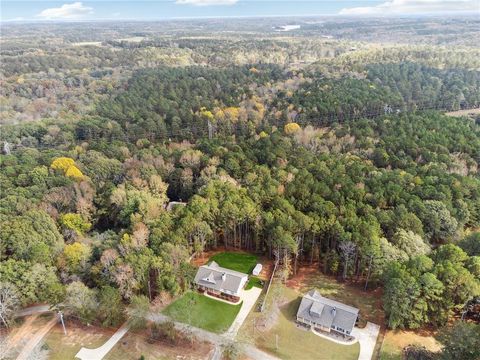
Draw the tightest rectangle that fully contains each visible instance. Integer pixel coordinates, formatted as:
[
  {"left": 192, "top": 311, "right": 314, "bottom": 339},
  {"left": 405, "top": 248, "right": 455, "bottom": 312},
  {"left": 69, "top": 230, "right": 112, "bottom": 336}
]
[
  {"left": 296, "top": 289, "right": 359, "bottom": 336},
  {"left": 252, "top": 263, "right": 263, "bottom": 276},
  {"left": 194, "top": 261, "right": 248, "bottom": 301}
]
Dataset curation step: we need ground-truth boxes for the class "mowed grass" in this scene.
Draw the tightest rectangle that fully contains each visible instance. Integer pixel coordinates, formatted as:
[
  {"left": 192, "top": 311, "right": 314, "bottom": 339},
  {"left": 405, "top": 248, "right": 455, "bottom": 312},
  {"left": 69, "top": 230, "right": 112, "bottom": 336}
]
[
  {"left": 162, "top": 292, "right": 241, "bottom": 333},
  {"left": 247, "top": 284, "right": 359, "bottom": 360},
  {"left": 246, "top": 276, "right": 264, "bottom": 290},
  {"left": 209, "top": 252, "right": 258, "bottom": 274}
]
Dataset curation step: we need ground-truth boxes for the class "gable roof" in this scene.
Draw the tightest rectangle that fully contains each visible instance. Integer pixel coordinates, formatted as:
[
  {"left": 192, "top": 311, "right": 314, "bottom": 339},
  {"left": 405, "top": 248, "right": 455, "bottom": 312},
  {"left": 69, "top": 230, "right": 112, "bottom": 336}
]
[
  {"left": 194, "top": 261, "right": 248, "bottom": 295},
  {"left": 297, "top": 289, "right": 359, "bottom": 332}
]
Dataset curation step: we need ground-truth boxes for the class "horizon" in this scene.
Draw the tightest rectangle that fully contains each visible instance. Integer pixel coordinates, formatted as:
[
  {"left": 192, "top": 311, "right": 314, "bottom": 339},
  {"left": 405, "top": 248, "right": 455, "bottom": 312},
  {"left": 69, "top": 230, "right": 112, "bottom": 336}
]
[{"left": 2, "top": 0, "right": 479, "bottom": 23}]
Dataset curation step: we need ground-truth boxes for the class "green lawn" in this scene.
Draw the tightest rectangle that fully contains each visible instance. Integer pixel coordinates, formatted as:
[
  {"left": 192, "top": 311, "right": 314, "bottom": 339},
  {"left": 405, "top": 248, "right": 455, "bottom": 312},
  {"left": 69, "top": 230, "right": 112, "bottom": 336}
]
[
  {"left": 245, "top": 276, "right": 264, "bottom": 290},
  {"left": 162, "top": 292, "right": 242, "bottom": 333},
  {"left": 209, "top": 252, "right": 258, "bottom": 274},
  {"left": 240, "top": 284, "right": 359, "bottom": 360}
]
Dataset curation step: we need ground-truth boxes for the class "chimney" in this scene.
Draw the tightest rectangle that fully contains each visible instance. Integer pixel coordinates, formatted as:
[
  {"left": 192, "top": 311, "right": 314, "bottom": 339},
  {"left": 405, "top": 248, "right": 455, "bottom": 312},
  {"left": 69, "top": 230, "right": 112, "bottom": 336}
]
[
  {"left": 222, "top": 273, "right": 226, "bottom": 281},
  {"left": 332, "top": 307, "right": 336, "bottom": 317}
]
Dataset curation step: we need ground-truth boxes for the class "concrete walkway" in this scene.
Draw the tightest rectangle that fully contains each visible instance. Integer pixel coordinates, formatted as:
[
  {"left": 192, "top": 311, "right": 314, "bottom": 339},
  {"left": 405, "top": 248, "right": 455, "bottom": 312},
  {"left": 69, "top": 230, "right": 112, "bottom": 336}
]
[
  {"left": 351, "top": 322, "right": 381, "bottom": 360},
  {"left": 75, "top": 323, "right": 129, "bottom": 360},
  {"left": 225, "top": 287, "right": 262, "bottom": 338}
]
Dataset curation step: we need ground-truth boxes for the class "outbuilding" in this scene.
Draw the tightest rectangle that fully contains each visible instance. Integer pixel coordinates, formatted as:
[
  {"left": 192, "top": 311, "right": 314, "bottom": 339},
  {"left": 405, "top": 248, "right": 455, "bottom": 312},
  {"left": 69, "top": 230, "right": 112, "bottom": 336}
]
[{"left": 252, "top": 263, "right": 263, "bottom": 276}]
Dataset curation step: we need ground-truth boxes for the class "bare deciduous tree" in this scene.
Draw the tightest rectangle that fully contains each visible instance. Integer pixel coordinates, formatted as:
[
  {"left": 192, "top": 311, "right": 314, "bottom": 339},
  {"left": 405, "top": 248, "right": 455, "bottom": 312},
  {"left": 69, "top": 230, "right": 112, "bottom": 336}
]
[
  {"left": 0, "top": 282, "right": 20, "bottom": 328},
  {"left": 339, "top": 241, "right": 356, "bottom": 281}
]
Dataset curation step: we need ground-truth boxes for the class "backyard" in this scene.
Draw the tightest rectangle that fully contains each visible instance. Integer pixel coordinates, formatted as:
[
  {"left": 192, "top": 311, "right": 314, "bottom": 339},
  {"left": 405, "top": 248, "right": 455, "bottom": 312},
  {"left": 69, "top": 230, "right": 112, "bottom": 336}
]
[
  {"left": 379, "top": 329, "right": 441, "bottom": 360},
  {"left": 209, "top": 251, "right": 258, "bottom": 274},
  {"left": 162, "top": 291, "right": 242, "bottom": 333},
  {"left": 287, "top": 264, "right": 384, "bottom": 326}
]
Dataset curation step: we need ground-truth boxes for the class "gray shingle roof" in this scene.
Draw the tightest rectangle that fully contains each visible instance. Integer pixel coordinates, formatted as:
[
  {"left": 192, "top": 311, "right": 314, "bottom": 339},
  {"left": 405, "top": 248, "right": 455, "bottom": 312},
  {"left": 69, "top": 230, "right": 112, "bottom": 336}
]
[
  {"left": 194, "top": 261, "right": 248, "bottom": 295},
  {"left": 297, "top": 289, "right": 359, "bottom": 332}
]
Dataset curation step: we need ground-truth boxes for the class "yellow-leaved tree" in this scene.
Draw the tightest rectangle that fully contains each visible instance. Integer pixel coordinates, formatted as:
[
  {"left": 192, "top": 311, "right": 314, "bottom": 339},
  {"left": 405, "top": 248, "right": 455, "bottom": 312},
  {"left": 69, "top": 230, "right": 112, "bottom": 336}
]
[
  {"left": 284, "top": 122, "right": 301, "bottom": 135},
  {"left": 51, "top": 157, "right": 75, "bottom": 172},
  {"left": 51, "top": 157, "right": 84, "bottom": 181},
  {"left": 65, "top": 165, "right": 84, "bottom": 180}
]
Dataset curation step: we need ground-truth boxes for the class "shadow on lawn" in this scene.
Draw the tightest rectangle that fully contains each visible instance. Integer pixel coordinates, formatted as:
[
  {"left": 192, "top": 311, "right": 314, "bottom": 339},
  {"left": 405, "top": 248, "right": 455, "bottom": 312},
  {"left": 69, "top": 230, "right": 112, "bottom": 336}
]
[{"left": 279, "top": 297, "right": 302, "bottom": 321}]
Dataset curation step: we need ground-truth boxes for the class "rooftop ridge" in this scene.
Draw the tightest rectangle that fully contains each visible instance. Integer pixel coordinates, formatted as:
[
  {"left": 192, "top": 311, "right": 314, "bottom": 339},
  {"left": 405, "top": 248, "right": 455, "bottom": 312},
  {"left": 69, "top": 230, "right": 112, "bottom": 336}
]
[
  {"left": 200, "top": 261, "right": 249, "bottom": 278},
  {"left": 305, "top": 290, "right": 359, "bottom": 314}
]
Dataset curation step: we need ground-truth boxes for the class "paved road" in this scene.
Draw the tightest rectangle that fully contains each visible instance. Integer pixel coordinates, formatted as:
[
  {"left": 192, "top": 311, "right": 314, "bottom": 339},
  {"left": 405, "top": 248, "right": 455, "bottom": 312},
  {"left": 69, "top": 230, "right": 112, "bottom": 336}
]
[
  {"left": 15, "top": 317, "right": 57, "bottom": 360},
  {"left": 351, "top": 322, "right": 381, "bottom": 360},
  {"left": 15, "top": 305, "right": 51, "bottom": 318},
  {"left": 75, "top": 323, "right": 129, "bottom": 360}
]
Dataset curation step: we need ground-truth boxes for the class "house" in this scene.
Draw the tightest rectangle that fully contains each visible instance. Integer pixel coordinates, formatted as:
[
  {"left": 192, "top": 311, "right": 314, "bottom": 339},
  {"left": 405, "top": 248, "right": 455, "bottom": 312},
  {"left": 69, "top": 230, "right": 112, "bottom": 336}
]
[
  {"left": 296, "top": 290, "right": 359, "bottom": 336},
  {"left": 194, "top": 261, "right": 248, "bottom": 302},
  {"left": 252, "top": 263, "right": 263, "bottom": 276}
]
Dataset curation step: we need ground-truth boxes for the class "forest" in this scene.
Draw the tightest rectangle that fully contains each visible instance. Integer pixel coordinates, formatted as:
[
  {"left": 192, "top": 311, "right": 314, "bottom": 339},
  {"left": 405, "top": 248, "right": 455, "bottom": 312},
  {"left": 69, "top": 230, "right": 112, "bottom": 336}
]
[{"left": 0, "top": 17, "right": 479, "bottom": 359}]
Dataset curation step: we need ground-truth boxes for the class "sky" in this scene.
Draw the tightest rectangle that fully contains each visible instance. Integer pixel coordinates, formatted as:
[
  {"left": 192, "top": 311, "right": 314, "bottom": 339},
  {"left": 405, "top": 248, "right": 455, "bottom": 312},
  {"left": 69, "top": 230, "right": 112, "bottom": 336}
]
[{"left": 1, "top": 0, "right": 479, "bottom": 22}]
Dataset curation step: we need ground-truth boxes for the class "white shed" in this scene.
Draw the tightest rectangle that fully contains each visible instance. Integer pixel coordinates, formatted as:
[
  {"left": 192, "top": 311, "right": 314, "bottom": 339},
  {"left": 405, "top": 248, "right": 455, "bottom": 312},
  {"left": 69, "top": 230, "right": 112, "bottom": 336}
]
[{"left": 252, "top": 263, "right": 263, "bottom": 276}]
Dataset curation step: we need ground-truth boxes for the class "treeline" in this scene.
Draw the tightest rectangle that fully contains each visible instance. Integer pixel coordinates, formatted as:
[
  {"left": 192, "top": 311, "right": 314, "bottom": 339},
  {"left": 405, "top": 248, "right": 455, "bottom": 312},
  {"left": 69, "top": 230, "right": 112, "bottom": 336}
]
[{"left": 286, "top": 62, "right": 480, "bottom": 126}]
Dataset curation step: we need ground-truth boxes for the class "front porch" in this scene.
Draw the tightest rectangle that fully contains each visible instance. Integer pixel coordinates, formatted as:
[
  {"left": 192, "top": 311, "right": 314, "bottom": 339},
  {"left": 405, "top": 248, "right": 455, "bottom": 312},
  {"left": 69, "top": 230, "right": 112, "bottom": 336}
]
[
  {"left": 197, "top": 286, "right": 240, "bottom": 304},
  {"left": 296, "top": 317, "right": 356, "bottom": 344}
]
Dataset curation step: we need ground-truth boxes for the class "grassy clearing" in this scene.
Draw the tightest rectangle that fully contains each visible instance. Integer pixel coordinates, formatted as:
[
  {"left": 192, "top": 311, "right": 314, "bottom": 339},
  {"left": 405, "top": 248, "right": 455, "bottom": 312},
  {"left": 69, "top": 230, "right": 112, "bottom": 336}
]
[
  {"left": 239, "top": 283, "right": 359, "bottom": 360},
  {"left": 162, "top": 292, "right": 241, "bottom": 333},
  {"left": 44, "top": 323, "right": 111, "bottom": 360},
  {"left": 379, "top": 329, "right": 441, "bottom": 360},
  {"left": 209, "top": 251, "right": 258, "bottom": 274},
  {"left": 246, "top": 276, "right": 264, "bottom": 290}
]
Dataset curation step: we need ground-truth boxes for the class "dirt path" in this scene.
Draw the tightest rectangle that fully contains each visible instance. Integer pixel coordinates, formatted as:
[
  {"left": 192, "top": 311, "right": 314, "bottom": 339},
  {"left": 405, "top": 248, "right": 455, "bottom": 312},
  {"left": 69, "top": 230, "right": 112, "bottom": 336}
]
[
  {"left": 15, "top": 317, "right": 57, "bottom": 360},
  {"left": 3, "top": 315, "right": 39, "bottom": 352}
]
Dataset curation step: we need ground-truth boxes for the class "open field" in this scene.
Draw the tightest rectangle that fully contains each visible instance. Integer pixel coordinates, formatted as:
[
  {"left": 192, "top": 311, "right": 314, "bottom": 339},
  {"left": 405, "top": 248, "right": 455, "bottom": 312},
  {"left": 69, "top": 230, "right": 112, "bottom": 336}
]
[
  {"left": 104, "top": 329, "right": 213, "bottom": 360},
  {"left": 209, "top": 251, "right": 258, "bottom": 274},
  {"left": 238, "top": 283, "right": 360, "bottom": 360},
  {"left": 162, "top": 291, "right": 242, "bottom": 333}
]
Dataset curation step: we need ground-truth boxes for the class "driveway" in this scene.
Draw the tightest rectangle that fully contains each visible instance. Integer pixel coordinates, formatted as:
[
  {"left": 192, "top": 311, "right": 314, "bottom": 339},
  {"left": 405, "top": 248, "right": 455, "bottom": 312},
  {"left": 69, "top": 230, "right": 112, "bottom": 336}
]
[
  {"left": 351, "top": 322, "right": 380, "bottom": 360},
  {"left": 75, "top": 323, "right": 129, "bottom": 360},
  {"left": 225, "top": 286, "right": 262, "bottom": 338}
]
